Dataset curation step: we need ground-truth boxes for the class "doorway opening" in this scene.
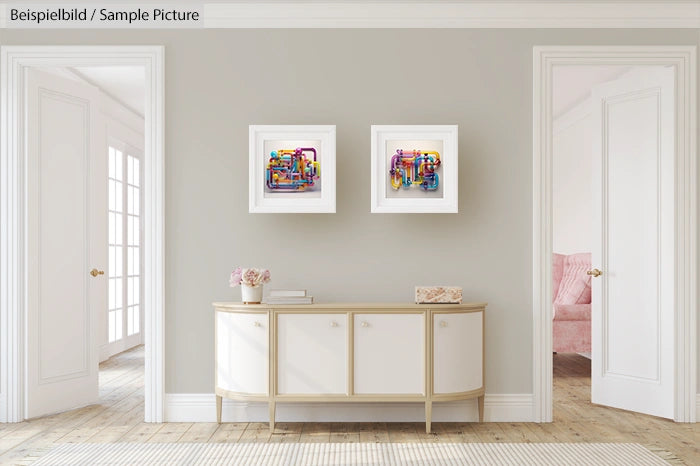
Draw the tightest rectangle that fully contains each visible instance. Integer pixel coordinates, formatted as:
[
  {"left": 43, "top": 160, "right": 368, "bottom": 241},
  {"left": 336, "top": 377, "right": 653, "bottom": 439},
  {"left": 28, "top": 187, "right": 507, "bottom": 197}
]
[
  {"left": 0, "top": 46, "right": 164, "bottom": 423},
  {"left": 532, "top": 46, "right": 697, "bottom": 423},
  {"left": 551, "top": 65, "right": 635, "bottom": 418}
]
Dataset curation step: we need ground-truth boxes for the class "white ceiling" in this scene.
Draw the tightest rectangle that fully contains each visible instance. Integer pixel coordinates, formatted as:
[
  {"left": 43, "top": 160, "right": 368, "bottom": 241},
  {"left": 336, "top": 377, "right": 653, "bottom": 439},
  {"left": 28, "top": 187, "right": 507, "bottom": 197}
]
[
  {"left": 552, "top": 65, "right": 631, "bottom": 118},
  {"left": 71, "top": 66, "right": 145, "bottom": 117}
]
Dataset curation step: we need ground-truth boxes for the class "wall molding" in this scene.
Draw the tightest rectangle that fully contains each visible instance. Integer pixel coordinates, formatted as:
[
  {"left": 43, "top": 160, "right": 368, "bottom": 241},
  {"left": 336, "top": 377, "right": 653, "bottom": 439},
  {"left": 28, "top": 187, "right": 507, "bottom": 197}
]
[
  {"left": 532, "top": 46, "right": 697, "bottom": 423},
  {"left": 202, "top": 2, "right": 700, "bottom": 29},
  {"left": 0, "top": 45, "right": 165, "bottom": 423},
  {"left": 165, "top": 393, "right": 534, "bottom": 423}
]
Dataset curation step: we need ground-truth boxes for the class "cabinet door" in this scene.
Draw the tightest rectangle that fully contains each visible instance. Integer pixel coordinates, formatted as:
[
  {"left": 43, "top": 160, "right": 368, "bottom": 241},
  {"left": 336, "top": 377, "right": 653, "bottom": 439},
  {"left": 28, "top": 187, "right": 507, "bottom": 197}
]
[
  {"left": 216, "top": 311, "right": 268, "bottom": 394},
  {"left": 354, "top": 313, "right": 424, "bottom": 394},
  {"left": 433, "top": 311, "right": 482, "bottom": 394},
  {"left": 277, "top": 313, "right": 347, "bottom": 394}
]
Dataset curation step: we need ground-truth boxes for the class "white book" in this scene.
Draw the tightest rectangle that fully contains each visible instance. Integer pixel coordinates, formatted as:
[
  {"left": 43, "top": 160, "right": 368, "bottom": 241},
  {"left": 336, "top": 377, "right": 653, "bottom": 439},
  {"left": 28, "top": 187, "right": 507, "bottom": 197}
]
[
  {"left": 264, "top": 296, "right": 314, "bottom": 304},
  {"left": 268, "top": 289, "right": 307, "bottom": 297},
  {"left": 266, "top": 296, "right": 313, "bottom": 301}
]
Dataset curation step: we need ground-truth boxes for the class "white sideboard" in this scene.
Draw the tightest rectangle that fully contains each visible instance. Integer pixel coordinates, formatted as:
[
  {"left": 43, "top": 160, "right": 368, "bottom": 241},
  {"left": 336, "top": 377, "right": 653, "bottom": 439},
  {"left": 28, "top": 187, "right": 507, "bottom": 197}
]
[{"left": 213, "top": 302, "right": 486, "bottom": 433}]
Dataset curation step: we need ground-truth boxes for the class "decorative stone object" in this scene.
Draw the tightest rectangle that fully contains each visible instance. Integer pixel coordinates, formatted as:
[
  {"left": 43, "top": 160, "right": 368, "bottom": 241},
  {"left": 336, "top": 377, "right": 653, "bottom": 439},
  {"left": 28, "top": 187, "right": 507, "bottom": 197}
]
[{"left": 415, "top": 286, "right": 463, "bottom": 304}]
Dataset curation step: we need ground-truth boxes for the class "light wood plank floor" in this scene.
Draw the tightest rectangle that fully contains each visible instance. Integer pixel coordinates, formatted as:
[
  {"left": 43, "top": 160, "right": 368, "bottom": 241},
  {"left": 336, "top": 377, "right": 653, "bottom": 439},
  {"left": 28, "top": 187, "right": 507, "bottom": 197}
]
[{"left": 0, "top": 347, "right": 697, "bottom": 464}]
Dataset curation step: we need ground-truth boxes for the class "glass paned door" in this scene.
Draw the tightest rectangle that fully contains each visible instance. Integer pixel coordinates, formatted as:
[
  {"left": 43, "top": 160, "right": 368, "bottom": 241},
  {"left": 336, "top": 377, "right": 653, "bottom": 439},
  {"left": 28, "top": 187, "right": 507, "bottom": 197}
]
[
  {"left": 108, "top": 142, "right": 143, "bottom": 350},
  {"left": 108, "top": 147, "right": 124, "bottom": 343},
  {"left": 126, "top": 154, "right": 141, "bottom": 336}
]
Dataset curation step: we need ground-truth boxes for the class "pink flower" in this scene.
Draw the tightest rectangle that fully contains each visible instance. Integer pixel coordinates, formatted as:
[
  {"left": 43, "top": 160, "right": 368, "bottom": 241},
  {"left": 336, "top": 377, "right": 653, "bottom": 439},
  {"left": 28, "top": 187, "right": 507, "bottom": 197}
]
[
  {"left": 229, "top": 267, "right": 271, "bottom": 287},
  {"left": 242, "top": 269, "right": 259, "bottom": 286},
  {"left": 229, "top": 267, "right": 243, "bottom": 287}
]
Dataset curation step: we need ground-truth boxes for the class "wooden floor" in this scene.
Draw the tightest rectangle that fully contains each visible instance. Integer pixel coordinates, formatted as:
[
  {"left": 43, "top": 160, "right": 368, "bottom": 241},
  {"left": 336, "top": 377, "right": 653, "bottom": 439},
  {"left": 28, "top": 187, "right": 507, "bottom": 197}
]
[{"left": 0, "top": 347, "right": 697, "bottom": 465}]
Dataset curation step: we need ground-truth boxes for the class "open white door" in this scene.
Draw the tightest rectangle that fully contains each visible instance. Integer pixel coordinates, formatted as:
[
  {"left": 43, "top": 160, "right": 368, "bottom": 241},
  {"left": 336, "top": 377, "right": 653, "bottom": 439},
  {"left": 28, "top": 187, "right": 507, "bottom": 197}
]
[
  {"left": 590, "top": 66, "right": 675, "bottom": 419},
  {"left": 26, "top": 69, "right": 106, "bottom": 418}
]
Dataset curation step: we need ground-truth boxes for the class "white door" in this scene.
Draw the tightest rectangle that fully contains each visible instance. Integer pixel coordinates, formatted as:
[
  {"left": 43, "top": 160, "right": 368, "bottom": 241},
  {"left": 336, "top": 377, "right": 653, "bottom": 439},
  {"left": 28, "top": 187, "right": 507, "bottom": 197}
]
[
  {"left": 26, "top": 69, "right": 105, "bottom": 418},
  {"left": 590, "top": 66, "right": 674, "bottom": 419},
  {"left": 354, "top": 313, "right": 424, "bottom": 394},
  {"left": 277, "top": 314, "right": 346, "bottom": 395}
]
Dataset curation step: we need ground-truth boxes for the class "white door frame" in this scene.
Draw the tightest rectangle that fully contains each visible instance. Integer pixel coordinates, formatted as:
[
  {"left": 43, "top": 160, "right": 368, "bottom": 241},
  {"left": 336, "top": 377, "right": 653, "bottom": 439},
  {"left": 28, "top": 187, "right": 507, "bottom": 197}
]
[
  {"left": 0, "top": 46, "right": 165, "bottom": 423},
  {"left": 532, "top": 46, "right": 697, "bottom": 422}
]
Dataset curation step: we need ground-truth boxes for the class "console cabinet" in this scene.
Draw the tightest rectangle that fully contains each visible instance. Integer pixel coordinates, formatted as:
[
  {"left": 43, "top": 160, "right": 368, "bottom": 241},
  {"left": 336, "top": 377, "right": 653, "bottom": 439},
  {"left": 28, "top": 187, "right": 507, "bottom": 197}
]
[{"left": 214, "top": 302, "right": 486, "bottom": 433}]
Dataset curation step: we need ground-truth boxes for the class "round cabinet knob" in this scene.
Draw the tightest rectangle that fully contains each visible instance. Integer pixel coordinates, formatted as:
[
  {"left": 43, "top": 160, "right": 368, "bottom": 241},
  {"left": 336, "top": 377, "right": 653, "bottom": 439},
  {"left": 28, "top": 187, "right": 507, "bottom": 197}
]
[
  {"left": 361, "top": 321, "right": 369, "bottom": 328},
  {"left": 440, "top": 321, "right": 448, "bottom": 328},
  {"left": 330, "top": 321, "right": 338, "bottom": 328},
  {"left": 254, "top": 321, "right": 261, "bottom": 327}
]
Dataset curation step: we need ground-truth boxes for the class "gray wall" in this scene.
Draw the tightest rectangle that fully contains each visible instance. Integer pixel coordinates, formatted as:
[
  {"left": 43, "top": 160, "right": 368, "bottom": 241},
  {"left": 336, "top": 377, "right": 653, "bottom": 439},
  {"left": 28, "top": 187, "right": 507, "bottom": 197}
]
[{"left": 1, "top": 29, "right": 698, "bottom": 395}]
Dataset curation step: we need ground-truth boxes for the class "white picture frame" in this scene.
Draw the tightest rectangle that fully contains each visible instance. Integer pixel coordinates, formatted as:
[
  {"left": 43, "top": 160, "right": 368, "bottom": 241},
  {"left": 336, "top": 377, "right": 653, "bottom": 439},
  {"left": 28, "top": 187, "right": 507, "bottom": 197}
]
[
  {"left": 371, "top": 125, "right": 458, "bottom": 213},
  {"left": 249, "top": 125, "right": 336, "bottom": 213}
]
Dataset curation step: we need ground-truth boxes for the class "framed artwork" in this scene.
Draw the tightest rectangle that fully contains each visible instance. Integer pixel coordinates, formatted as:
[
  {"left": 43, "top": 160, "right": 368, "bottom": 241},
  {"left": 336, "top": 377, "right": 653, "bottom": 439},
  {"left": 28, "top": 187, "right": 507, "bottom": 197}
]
[
  {"left": 371, "top": 125, "right": 458, "bottom": 213},
  {"left": 249, "top": 125, "right": 336, "bottom": 213}
]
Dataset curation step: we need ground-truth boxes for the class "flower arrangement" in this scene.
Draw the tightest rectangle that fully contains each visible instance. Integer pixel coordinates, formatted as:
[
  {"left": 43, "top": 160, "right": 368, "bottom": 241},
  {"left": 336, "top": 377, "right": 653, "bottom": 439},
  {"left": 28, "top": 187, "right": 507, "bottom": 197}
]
[{"left": 229, "top": 267, "right": 271, "bottom": 288}]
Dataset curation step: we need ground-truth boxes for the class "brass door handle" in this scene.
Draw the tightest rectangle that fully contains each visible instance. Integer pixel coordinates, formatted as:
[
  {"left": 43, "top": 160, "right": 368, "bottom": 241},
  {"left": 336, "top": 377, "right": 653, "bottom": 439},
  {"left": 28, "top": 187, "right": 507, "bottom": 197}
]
[
  {"left": 587, "top": 268, "right": 603, "bottom": 277},
  {"left": 90, "top": 268, "right": 105, "bottom": 277}
]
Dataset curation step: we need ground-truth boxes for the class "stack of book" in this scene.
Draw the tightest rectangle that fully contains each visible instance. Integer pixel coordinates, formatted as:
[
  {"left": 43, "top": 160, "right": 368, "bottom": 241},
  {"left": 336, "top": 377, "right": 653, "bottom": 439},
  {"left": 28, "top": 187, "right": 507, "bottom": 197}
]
[{"left": 264, "top": 289, "right": 314, "bottom": 305}]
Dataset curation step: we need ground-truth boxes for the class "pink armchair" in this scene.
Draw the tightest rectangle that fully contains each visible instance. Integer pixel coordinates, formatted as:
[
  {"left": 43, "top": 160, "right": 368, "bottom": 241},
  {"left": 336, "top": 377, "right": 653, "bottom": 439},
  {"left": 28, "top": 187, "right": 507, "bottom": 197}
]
[{"left": 552, "top": 253, "right": 591, "bottom": 353}]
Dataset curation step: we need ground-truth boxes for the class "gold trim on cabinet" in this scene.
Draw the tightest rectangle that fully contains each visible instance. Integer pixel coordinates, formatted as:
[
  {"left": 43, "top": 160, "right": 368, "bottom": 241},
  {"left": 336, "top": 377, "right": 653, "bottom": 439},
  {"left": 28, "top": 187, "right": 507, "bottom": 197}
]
[
  {"left": 214, "top": 302, "right": 486, "bottom": 311},
  {"left": 215, "top": 387, "right": 269, "bottom": 401},
  {"left": 425, "top": 309, "right": 432, "bottom": 432},
  {"left": 270, "top": 310, "right": 276, "bottom": 430},
  {"left": 272, "top": 394, "right": 428, "bottom": 402},
  {"left": 431, "top": 387, "right": 485, "bottom": 401},
  {"left": 348, "top": 312, "right": 354, "bottom": 396}
]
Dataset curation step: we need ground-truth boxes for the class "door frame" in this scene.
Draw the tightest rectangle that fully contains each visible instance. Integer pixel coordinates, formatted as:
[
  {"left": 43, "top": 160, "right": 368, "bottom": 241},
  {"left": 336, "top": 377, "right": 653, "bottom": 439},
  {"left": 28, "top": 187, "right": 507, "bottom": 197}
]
[
  {"left": 532, "top": 46, "right": 697, "bottom": 422},
  {"left": 0, "top": 46, "right": 165, "bottom": 423}
]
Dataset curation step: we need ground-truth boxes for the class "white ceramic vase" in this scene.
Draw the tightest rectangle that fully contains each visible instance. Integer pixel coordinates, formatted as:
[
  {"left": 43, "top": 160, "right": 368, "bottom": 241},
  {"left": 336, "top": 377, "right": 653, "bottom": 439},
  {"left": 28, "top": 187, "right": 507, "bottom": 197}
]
[{"left": 241, "top": 284, "right": 263, "bottom": 304}]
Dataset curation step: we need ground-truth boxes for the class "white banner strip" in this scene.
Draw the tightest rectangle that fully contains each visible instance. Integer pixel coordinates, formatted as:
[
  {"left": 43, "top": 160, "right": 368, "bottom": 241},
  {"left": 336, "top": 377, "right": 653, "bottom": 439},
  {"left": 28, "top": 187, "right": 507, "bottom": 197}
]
[{"left": 1, "top": 2, "right": 699, "bottom": 29}]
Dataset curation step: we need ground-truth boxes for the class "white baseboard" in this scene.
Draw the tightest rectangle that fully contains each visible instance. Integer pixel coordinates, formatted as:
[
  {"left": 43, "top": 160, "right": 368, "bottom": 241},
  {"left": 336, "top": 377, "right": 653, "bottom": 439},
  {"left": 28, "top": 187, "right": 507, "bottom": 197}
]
[
  {"left": 696, "top": 394, "right": 700, "bottom": 422},
  {"left": 165, "top": 393, "right": 534, "bottom": 423}
]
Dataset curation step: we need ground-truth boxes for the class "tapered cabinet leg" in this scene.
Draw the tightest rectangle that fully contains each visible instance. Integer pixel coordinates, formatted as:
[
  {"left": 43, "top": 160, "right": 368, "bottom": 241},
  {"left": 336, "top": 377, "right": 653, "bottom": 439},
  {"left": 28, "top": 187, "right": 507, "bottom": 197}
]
[
  {"left": 269, "top": 401, "right": 276, "bottom": 432},
  {"left": 216, "top": 395, "right": 222, "bottom": 424},
  {"left": 478, "top": 395, "right": 484, "bottom": 423},
  {"left": 425, "top": 400, "right": 432, "bottom": 433}
]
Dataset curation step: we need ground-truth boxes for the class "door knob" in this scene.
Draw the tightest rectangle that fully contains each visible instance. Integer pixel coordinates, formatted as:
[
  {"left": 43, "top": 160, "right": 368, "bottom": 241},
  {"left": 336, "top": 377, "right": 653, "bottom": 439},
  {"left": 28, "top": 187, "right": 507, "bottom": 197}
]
[
  {"left": 90, "top": 268, "right": 104, "bottom": 277},
  {"left": 587, "top": 268, "right": 603, "bottom": 277}
]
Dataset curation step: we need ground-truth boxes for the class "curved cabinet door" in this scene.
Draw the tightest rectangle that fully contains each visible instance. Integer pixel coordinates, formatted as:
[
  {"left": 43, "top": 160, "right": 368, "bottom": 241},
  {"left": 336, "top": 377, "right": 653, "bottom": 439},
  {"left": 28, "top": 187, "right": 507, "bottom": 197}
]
[
  {"left": 216, "top": 311, "right": 268, "bottom": 395},
  {"left": 354, "top": 313, "right": 424, "bottom": 395},
  {"left": 433, "top": 311, "right": 482, "bottom": 394},
  {"left": 277, "top": 313, "right": 347, "bottom": 394}
]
